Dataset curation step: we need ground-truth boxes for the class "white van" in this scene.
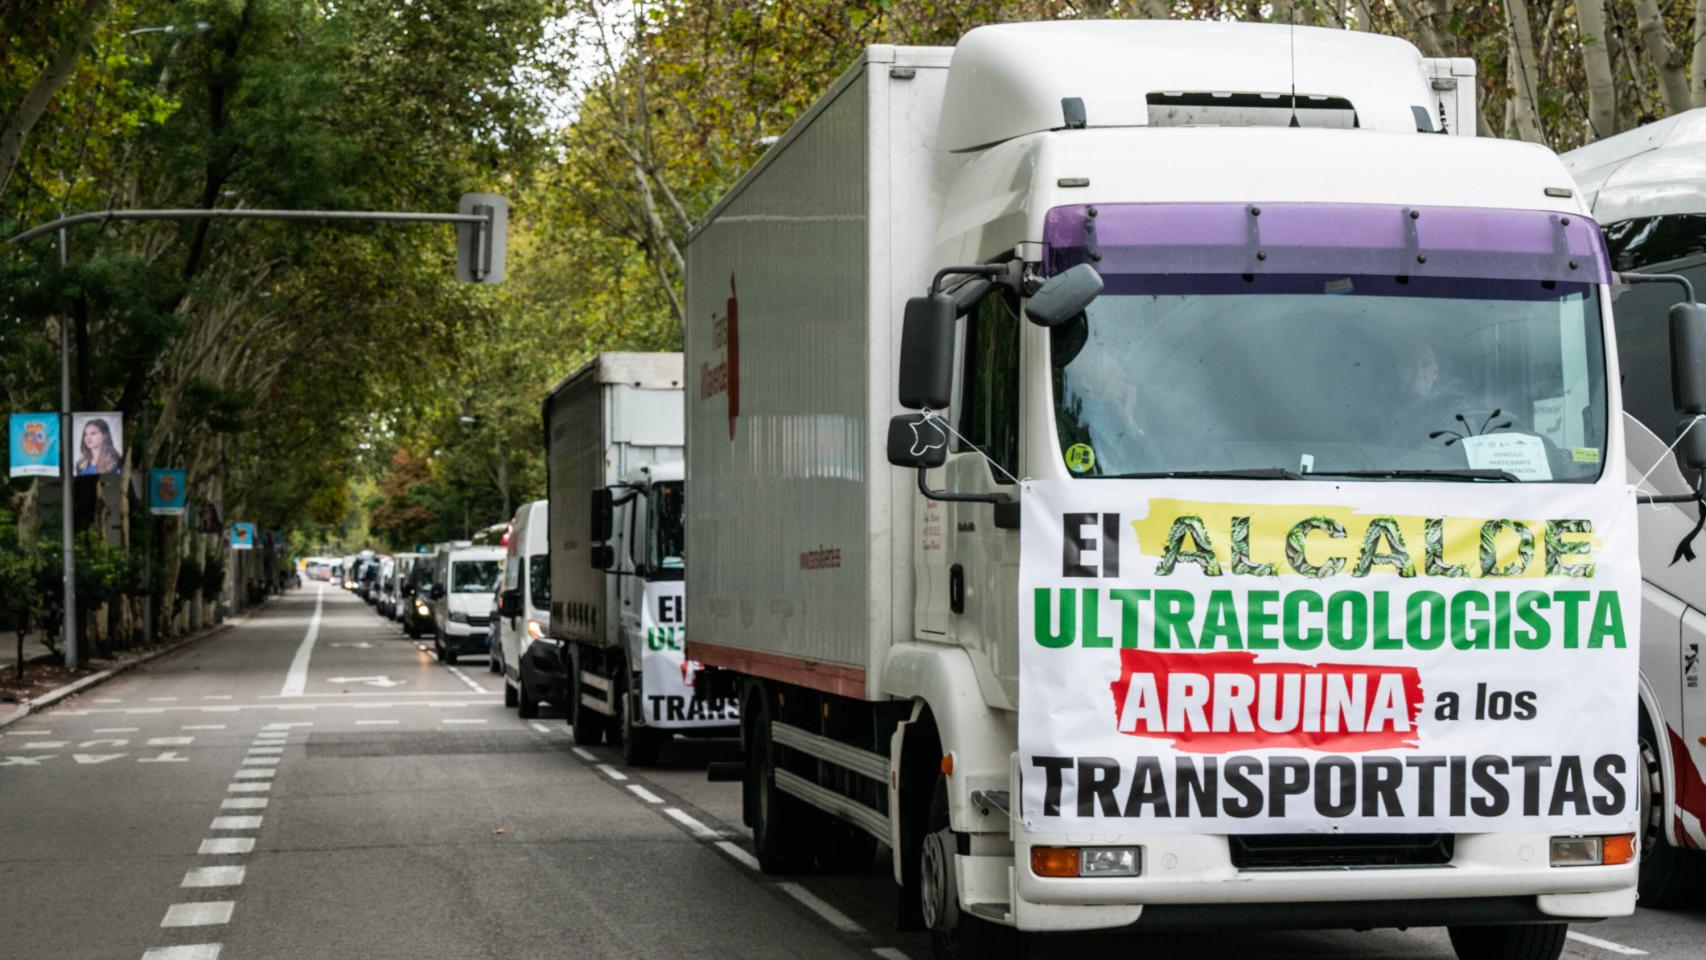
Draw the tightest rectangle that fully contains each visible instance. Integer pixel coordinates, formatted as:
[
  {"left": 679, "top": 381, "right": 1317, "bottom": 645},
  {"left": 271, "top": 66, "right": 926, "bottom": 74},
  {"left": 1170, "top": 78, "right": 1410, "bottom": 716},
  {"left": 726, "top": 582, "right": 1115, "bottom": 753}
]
[
  {"left": 495, "top": 500, "right": 558, "bottom": 717},
  {"left": 429, "top": 545, "right": 504, "bottom": 664}
]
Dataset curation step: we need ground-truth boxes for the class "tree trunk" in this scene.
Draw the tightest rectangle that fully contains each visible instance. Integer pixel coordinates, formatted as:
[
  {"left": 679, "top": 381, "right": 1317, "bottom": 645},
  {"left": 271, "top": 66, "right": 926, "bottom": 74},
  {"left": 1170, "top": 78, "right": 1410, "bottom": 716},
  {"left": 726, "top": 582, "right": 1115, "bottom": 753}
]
[
  {"left": 1694, "top": 0, "right": 1706, "bottom": 107},
  {"left": 0, "top": 0, "right": 112, "bottom": 196},
  {"left": 1505, "top": 0, "right": 1546, "bottom": 142},
  {"left": 1578, "top": 0, "right": 1617, "bottom": 138},
  {"left": 1633, "top": 0, "right": 1692, "bottom": 114}
]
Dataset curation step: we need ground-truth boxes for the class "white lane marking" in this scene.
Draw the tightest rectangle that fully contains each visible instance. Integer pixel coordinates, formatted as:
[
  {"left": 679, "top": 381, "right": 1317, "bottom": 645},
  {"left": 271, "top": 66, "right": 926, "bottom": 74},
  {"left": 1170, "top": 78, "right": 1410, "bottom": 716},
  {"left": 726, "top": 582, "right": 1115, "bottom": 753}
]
[
  {"left": 777, "top": 882, "right": 865, "bottom": 934},
  {"left": 279, "top": 583, "right": 325, "bottom": 696},
  {"left": 182, "top": 866, "right": 245, "bottom": 888},
  {"left": 202, "top": 695, "right": 233, "bottom": 701},
  {"left": 142, "top": 945, "right": 222, "bottom": 960},
  {"left": 872, "top": 950, "right": 913, "bottom": 960},
  {"left": 6, "top": 730, "right": 51, "bottom": 736},
  {"left": 356, "top": 719, "right": 399, "bottom": 726},
  {"left": 148, "top": 697, "right": 179, "bottom": 702},
  {"left": 73, "top": 754, "right": 124, "bottom": 765},
  {"left": 442, "top": 718, "right": 487, "bottom": 725},
  {"left": 663, "top": 806, "right": 720, "bottom": 839},
  {"left": 199, "top": 837, "right": 255, "bottom": 855},
  {"left": 277, "top": 704, "right": 317, "bottom": 711},
  {"left": 147, "top": 737, "right": 193, "bottom": 746},
  {"left": 182, "top": 725, "right": 227, "bottom": 731},
  {"left": 126, "top": 708, "right": 165, "bottom": 714},
  {"left": 264, "top": 722, "right": 312, "bottom": 729},
  {"left": 209, "top": 816, "right": 262, "bottom": 830},
  {"left": 596, "top": 763, "right": 629, "bottom": 781},
  {"left": 572, "top": 747, "right": 597, "bottom": 762},
  {"left": 241, "top": 756, "right": 280, "bottom": 766},
  {"left": 0, "top": 755, "right": 54, "bottom": 765},
  {"left": 1567, "top": 932, "right": 1649, "bottom": 956},
  {"left": 246, "top": 746, "right": 283, "bottom": 755},
  {"left": 715, "top": 840, "right": 761, "bottom": 872},
  {"left": 199, "top": 707, "right": 240, "bottom": 713},
  {"left": 21, "top": 741, "right": 67, "bottom": 749},
  {"left": 627, "top": 784, "right": 665, "bottom": 804},
  {"left": 138, "top": 751, "right": 188, "bottom": 763},
  {"left": 93, "top": 727, "right": 139, "bottom": 733},
  {"left": 227, "top": 783, "right": 270, "bottom": 793},
  {"left": 445, "top": 667, "right": 490, "bottom": 694},
  {"left": 529, "top": 722, "right": 550, "bottom": 734},
  {"left": 232, "top": 768, "right": 275, "bottom": 780},
  {"left": 221, "top": 798, "right": 267, "bottom": 810},
  {"left": 92, "top": 697, "right": 120, "bottom": 703},
  {"left": 161, "top": 902, "right": 234, "bottom": 927}
]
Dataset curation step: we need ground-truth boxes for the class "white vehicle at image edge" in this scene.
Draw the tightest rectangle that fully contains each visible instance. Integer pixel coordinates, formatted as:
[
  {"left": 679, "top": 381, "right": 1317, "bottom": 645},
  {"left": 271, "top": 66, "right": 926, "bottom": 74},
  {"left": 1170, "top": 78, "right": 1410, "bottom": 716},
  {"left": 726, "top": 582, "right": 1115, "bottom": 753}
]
[
  {"left": 681, "top": 20, "right": 1702, "bottom": 960},
  {"left": 1565, "top": 111, "right": 1706, "bottom": 906},
  {"left": 430, "top": 544, "right": 503, "bottom": 664},
  {"left": 497, "top": 499, "right": 557, "bottom": 717}
]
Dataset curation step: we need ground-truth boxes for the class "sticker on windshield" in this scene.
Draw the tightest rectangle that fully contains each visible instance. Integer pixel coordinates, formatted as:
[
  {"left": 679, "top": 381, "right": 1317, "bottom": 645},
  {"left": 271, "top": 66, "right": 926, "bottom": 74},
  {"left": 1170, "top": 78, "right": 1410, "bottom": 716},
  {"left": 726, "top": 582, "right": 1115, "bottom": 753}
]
[
  {"left": 1573, "top": 447, "right": 1601, "bottom": 464},
  {"left": 1065, "top": 443, "right": 1097, "bottom": 474},
  {"left": 1460, "top": 433, "right": 1553, "bottom": 481}
]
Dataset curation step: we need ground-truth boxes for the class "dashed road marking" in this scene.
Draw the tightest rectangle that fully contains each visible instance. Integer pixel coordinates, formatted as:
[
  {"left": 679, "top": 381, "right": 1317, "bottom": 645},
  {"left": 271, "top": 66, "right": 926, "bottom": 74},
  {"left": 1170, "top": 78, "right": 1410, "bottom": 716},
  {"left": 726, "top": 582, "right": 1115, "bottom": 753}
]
[
  {"left": 571, "top": 747, "right": 597, "bottom": 762},
  {"left": 199, "top": 837, "right": 255, "bottom": 855},
  {"left": 198, "top": 707, "right": 240, "bottom": 713},
  {"left": 148, "top": 697, "right": 180, "bottom": 703},
  {"left": 91, "top": 697, "right": 120, "bottom": 703},
  {"left": 138, "top": 751, "right": 188, "bottom": 763},
  {"left": 628, "top": 784, "right": 664, "bottom": 804},
  {"left": 246, "top": 746, "right": 283, "bottom": 755},
  {"left": 21, "top": 741, "right": 67, "bottom": 749},
  {"left": 280, "top": 583, "right": 325, "bottom": 696},
  {"left": 529, "top": 722, "right": 550, "bottom": 734},
  {"left": 1567, "top": 932, "right": 1648, "bottom": 956},
  {"left": 356, "top": 719, "right": 398, "bottom": 725},
  {"left": 182, "top": 725, "right": 227, "bottom": 731},
  {"left": 93, "top": 727, "right": 138, "bottom": 733},
  {"left": 161, "top": 901, "right": 234, "bottom": 927},
  {"left": 442, "top": 718, "right": 487, "bottom": 725},
  {"left": 714, "top": 840, "right": 761, "bottom": 872},
  {"left": 6, "top": 730, "right": 52, "bottom": 736},
  {"left": 240, "top": 756, "right": 280, "bottom": 766},
  {"left": 227, "top": 783, "right": 270, "bottom": 793},
  {"left": 264, "top": 722, "right": 312, "bottom": 729},
  {"left": 202, "top": 696, "right": 233, "bottom": 701},
  {"left": 142, "top": 945, "right": 221, "bottom": 960},
  {"left": 777, "top": 882, "right": 864, "bottom": 934},
  {"left": 232, "top": 768, "right": 275, "bottom": 780},
  {"left": 182, "top": 866, "right": 245, "bottom": 888},
  {"left": 147, "top": 737, "right": 194, "bottom": 746},
  {"left": 221, "top": 798, "right": 267, "bottom": 810},
  {"left": 597, "top": 763, "right": 629, "bottom": 782},
  {"left": 663, "top": 806, "right": 720, "bottom": 839},
  {"left": 210, "top": 816, "right": 262, "bottom": 830},
  {"left": 126, "top": 708, "right": 166, "bottom": 714}
]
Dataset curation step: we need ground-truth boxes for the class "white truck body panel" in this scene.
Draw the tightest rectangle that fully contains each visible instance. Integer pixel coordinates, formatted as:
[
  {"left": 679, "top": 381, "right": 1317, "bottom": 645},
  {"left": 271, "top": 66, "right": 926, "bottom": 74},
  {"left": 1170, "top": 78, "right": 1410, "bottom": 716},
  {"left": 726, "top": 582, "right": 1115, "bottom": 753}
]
[
  {"left": 546, "top": 352, "right": 684, "bottom": 649},
  {"left": 685, "top": 46, "right": 954, "bottom": 700}
]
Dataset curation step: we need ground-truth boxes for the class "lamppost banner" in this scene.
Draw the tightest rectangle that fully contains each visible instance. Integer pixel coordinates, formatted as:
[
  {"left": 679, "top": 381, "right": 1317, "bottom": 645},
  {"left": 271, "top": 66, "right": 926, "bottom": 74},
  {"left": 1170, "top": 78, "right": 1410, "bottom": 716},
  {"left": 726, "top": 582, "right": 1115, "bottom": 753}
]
[
  {"left": 8, "top": 413, "right": 60, "bottom": 477},
  {"left": 150, "top": 469, "right": 188, "bottom": 516},
  {"left": 230, "top": 522, "right": 256, "bottom": 550},
  {"left": 71, "top": 411, "right": 124, "bottom": 476}
]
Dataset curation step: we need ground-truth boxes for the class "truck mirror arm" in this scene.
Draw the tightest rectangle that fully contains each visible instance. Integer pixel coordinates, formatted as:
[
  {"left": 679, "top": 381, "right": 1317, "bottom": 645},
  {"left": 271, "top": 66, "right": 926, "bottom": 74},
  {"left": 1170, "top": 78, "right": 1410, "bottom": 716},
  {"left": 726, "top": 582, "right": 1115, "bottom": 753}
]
[
  {"left": 915, "top": 466, "right": 1010, "bottom": 506},
  {"left": 1617, "top": 270, "right": 1695, "bottom": 304}
]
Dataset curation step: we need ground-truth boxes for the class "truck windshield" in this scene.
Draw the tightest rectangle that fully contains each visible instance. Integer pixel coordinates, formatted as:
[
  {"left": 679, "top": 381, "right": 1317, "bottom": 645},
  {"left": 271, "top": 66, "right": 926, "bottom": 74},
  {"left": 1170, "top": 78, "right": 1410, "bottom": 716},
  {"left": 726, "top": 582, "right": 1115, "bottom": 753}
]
[
  {"left": 1050, "top": 274, "right": 1607, "bottom": 482},
  {"left": 652, "top": 481, "right": 685, "bottom": 574},
  {"left": 451, "top": 560, "right": 500, "bottom": 593}
]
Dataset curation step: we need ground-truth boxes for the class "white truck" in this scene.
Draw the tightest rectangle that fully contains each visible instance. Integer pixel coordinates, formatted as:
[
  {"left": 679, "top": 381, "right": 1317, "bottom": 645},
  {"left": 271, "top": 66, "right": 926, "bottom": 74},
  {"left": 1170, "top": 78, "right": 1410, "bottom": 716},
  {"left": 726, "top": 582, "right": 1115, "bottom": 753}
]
[
  {"left": 545, "top": 352, "right": 738, "bottom": 765},
  {"left": 1565, "top": 112, "right": 1706, "bottom": 905},
  {"left": 685, "top": 20, "right": 1706, "bottom": 960}
]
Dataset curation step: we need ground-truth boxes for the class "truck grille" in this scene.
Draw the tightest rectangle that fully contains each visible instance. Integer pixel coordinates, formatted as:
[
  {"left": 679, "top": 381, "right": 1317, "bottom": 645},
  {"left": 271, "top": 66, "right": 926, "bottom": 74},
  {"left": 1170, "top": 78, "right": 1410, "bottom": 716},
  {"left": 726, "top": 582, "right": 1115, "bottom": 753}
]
[
  {"left": 467, "top": 616, "right": 491, "bottom": 628},
  {"left": 1230, "top": 834, "right": 1454, "bottom": 870}
]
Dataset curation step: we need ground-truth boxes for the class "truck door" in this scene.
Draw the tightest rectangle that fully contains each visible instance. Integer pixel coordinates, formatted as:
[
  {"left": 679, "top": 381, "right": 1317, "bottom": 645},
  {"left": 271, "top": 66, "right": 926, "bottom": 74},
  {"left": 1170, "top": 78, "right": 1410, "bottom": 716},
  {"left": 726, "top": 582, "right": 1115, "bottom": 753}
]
[
  {"left": 944, "top": 290, "right": 1023, "bottom": 693},
  {"left": 618, "top": 489, "right": 648, "bottom": 664}
]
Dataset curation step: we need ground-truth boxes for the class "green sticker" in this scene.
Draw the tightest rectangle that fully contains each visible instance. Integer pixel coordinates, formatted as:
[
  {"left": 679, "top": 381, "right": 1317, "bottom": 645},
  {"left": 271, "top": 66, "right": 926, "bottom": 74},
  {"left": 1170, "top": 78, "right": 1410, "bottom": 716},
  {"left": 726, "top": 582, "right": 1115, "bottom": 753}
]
[
  {"left": 1065, "top": 443, "right": 1096, "bottom": 473},
  {"left": 1572, "top": 447, "right": 1601, "bottom": 464}
]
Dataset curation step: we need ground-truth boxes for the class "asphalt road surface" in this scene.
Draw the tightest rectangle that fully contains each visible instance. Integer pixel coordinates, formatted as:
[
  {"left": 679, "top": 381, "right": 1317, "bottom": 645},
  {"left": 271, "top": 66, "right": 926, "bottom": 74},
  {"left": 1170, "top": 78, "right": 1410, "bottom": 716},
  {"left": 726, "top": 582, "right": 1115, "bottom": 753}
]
[{"left": 3, "top": 584, "right": 1703, "bottom": 960}]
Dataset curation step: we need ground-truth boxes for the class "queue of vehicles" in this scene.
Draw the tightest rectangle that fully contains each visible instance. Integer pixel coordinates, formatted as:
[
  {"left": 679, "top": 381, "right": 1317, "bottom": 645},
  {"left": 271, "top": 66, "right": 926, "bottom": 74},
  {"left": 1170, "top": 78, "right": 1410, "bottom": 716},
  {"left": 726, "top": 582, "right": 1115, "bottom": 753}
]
[{"left": 292, "top": 19, "right": 1706, "bottom": 960}]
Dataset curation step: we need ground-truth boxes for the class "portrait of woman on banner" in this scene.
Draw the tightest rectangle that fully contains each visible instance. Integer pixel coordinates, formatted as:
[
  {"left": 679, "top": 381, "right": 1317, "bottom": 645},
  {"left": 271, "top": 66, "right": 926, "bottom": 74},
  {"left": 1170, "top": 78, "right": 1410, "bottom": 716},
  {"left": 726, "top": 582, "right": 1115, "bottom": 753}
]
[{"left": 73, "top": 414, "right": 123, "bottom": 476}]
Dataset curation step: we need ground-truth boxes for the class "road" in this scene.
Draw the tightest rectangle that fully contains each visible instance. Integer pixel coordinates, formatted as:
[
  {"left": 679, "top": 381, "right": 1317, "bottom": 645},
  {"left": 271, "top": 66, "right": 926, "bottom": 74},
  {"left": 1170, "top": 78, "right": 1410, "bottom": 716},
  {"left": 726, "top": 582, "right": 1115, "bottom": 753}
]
[{"left": 2, "top": 584, "right": 1701, "bottom": 960}]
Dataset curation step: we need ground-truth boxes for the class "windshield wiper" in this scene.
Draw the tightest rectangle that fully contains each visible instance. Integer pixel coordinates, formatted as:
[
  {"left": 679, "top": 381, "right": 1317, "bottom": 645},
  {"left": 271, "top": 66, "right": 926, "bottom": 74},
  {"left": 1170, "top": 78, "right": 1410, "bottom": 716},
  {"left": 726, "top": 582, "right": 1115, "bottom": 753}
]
[
  {"left": 1097, "top": 468, "right": 1306, "bottom": 480},
  {"left": 1307, "top": 468, "right": 1521, "bottom": 482}
]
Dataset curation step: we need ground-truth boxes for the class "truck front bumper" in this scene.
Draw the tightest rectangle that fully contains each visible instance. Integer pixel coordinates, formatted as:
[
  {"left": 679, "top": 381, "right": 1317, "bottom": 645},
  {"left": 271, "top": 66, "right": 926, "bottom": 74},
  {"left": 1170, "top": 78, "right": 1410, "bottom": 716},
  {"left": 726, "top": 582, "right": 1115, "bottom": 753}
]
[{"left": 973, "top": 830, "right": 1637, "bottom": 933}]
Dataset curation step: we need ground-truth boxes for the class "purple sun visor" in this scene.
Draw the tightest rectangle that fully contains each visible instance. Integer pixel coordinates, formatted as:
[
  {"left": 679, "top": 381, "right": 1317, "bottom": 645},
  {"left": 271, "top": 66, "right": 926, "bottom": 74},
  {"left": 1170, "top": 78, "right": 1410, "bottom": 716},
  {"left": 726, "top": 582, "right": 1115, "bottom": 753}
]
[{"left": 1043, "top": 202, "right": 1611, "bottom": 284}]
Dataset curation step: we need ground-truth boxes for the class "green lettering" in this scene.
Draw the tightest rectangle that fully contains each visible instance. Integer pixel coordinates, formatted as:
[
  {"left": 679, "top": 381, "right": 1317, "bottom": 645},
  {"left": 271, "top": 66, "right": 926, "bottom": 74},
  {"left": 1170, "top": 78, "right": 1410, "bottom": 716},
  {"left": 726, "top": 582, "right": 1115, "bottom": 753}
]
[
  {"left": 1154, "top": 591, "right": 1197, "bottom": 649},
  {"left": 1514, "top": 590, "right": 1550, "bottom": 649},
  {"left": 1407, "top": 591, "right": 1447, "bottom": 650},
  {"left": 1034, "top": 589, "right": 1076, "bottom": 648},
  {"left": 1108, "top": 588, "right": 1150, "bottom": 649},
  {"left": 1588, "top": 592, "right": 1626, "bottom": 648},
  {"left": 1081, "top": 589, "right": 1113, "bottom": 648},
  {"left": 1201, "top": 591, "right": 1244, "bottom": 649},
  {"left": 1287, "top": 517, "right": 1347, "bottom": 579},
  {"left": 1353, "top": 518, "right": 1415, "bottom": 577},
  {"left": 1450, "top": 591, "right": 1491, "bottom": 650},
  {"left": 1247, "top": 590, "right": 1280, "bottom": 649},
  {"left": 1372, "top": 592, "right": 1399, "bottom": 649},
  {"left": 1156, "top": 516, "right": 1221, "bottom": 577},
  {"left": 1283, "top": 590, "right": 1324, "bottom": 650},
  {"left": 1557, "top": 590, "right": 1591, "bottom": 648},
  {"left": 1326, "top": 591, "right": 1368, "bottom": 650}
]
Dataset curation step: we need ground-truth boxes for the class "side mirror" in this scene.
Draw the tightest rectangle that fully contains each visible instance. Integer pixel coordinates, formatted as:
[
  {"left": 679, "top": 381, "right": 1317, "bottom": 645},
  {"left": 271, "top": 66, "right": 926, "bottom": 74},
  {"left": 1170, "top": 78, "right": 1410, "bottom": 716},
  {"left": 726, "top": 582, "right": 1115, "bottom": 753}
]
[
  {"left": 430, "top": 584, "right": 445, "bottom": 601},
  {"left": 886, "top": 414, "right": 950, "bottom": 469},
  {"left": 402, "top": 584, "right": 415, "bottom": 597},
  {"left": 1672, "top": 302, "right": 1706, "bottom": 415},
  {"left": 1026, "top": 263, "right": 1104, "bottom": 328},
  {"left": 590, "top": 488, "right": 614, "bottom": 542},
  {"left": 898, "top": 294, "right": 956, "bottom": 409},
  {"left": 590, "top": 544, "right": 615, "bottom": 571},
  {"left": 498, "top": 588, "right": 523, "bottom": 618}
]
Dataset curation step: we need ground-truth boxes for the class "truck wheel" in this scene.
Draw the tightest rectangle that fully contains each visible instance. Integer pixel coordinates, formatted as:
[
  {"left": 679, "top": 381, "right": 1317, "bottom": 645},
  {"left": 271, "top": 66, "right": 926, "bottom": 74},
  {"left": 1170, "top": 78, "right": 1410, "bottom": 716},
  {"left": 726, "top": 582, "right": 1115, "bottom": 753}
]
[
  {"left": 750, "top": 700, "right": 809, "bottom": 874},
  {"left": 571, "top": 657, "right": 607, "bottom": 746},
  {"left": 1638, "top": 713, "right": 1706, "bottom": 906},
  {"left": 619, "top": 678, "right": 660, "bottom": 766},
  {"left": 406, "top": 621, "right": 419, "bottom": 639},
  {"left": 923, "top": 775, "right": 1027, "bottom": 960},
  {"left": 503, "top": 679, "right": 519, "bottom": 708},
  {"left": 517, "top": 674, "right": 539, "bottom": 719},
  {"left": 1446, "top": 923, "right": 1566, "bottom": 960}
]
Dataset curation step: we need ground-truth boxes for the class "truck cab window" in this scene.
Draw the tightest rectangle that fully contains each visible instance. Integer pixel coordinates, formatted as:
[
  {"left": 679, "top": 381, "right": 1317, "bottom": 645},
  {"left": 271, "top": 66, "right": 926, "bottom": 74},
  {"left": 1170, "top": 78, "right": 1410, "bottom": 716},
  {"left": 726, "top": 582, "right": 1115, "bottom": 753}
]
[
  {"left": 628, "top": 489, "right": 648, "bottom": 572},
  {"left": 652, "top": 482, "right": 685, "bottom": 577},
  {"left": 957, "top": 287, "right": 1021, "bottom": 482},
  {"left": 1611, "top": 257, "right": 1706, "bottom": 452}
]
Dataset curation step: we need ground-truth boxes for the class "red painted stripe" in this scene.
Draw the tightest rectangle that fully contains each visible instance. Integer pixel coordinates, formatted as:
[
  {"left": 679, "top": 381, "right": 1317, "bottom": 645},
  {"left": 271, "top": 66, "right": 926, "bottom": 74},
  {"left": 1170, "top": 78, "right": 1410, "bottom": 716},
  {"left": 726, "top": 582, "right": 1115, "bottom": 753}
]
[{"left": 688, "top": 640, "right": 868, "bottom": 700}]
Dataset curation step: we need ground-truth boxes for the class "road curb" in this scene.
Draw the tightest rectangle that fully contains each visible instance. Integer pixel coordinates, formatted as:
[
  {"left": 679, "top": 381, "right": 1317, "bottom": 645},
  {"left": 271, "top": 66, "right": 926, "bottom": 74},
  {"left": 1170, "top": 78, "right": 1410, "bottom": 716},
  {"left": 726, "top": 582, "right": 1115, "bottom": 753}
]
[{"left": 0, "top": 602, "right": 270, "bottom": 731}]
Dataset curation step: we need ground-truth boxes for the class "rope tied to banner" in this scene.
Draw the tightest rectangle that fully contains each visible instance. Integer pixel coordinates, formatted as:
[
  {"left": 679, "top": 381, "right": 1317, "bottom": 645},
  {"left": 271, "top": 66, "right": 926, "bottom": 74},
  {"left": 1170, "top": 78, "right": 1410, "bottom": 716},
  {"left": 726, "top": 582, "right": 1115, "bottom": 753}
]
[
  {"left": 917, "top": 408, "right": 1030, "bottom": 488},
  {"left": 1635, "top": 413, "right": 1706, "bottom": 565}
]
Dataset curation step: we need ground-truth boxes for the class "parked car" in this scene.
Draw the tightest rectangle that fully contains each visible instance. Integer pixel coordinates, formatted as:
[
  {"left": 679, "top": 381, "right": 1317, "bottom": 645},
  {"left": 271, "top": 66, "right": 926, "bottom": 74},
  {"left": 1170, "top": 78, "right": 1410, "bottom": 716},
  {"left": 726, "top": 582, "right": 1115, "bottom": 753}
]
[
  {"left": 496, "top": 499, "right": 559, "bottom": 718},
  {"left": 430, "top": 544, "right": 503, "bottom": 663},
  {"left": 375, "top": 555, "right": 396, "bottom": 615},
  {"left": 401, "top": 554, "right": 437, "bottom": 639}
]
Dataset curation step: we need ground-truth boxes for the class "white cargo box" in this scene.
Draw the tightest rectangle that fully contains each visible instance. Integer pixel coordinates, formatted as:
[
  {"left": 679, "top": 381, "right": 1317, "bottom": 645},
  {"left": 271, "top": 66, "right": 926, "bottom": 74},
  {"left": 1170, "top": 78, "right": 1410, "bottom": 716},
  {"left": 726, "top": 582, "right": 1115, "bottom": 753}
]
[
  {"left": 545, "top": 352, "right": 683, "bottom": 647},
  {"left": 684, "top": 46, "right": 953, "bottom": 701}
]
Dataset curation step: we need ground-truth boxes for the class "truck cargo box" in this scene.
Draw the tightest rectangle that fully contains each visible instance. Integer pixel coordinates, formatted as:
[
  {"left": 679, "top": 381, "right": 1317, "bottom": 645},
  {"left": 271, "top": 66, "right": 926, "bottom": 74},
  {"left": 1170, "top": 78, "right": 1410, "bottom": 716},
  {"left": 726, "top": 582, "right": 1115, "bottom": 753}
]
[
  {"left": 545, "top": 352, "right": 683, "bottom": 648},
  {"left": 684, "top": 47, "right": 954, "bottom": 700}
]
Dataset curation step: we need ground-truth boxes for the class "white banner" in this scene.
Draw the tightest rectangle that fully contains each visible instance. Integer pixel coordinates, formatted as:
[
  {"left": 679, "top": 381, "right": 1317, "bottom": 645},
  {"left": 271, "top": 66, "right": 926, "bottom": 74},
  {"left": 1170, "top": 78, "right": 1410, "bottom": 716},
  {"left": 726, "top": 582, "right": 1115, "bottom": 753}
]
[
  {"left": 1018, "top": 479, "right": 1640, "bottom": 835},
  {"left": 640, "top": 581, "right": 738, "bottom": 730}
]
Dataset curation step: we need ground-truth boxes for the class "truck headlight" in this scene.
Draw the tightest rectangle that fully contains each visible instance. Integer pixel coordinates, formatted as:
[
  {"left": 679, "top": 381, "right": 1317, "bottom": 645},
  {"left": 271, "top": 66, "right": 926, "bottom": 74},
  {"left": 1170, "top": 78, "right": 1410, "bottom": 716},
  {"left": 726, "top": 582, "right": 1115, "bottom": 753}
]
[
  {"left": 449, "top": 610, "right": 468, "bottom": 623},
  {"left": 1031, "top": 845, "right": 1142, "bottom": 878},
  {"left": 414, "top": 600, "right": 428, "bottom": 615},
  {"left": 527, "top": 619, "right": 544, "bottom": 640},
  {"left": 1551, "top": 833, "right": 1635, "bottom": 867}
]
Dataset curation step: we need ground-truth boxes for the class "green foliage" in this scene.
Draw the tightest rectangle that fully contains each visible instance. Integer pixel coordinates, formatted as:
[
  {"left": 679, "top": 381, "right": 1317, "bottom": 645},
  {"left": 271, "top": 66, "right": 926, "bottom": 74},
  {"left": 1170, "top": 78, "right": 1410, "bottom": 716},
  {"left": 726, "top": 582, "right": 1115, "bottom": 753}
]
[{"left": 200, "top": 548, "right": 224, "bottom": 603}]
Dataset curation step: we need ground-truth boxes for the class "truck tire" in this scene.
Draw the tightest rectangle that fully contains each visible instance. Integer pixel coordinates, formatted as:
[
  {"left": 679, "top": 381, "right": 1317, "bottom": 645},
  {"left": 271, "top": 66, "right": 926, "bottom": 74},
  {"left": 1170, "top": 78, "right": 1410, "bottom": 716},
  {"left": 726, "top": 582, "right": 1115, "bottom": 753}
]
[
  {"left": 1446, "top": 923, "right": 1567, "bottom": 960},
  {"left": 749, "top": 698, "right": 810, "bottom": 874},
  {"left": 517, "top": 674, "right": 539, "bottom": 719},
  {"left": 503, "top": 679, "right": 519, "bottom": 708},
  {"left": 1638, "top": 712, "right": 1706, "bottom": 907},
  {"left": 924, "top": 775, "right": 1027, "bottom": 960},
  {"left": 619, "top": 675, "right": 661, "bottom": 766}
]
